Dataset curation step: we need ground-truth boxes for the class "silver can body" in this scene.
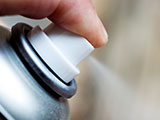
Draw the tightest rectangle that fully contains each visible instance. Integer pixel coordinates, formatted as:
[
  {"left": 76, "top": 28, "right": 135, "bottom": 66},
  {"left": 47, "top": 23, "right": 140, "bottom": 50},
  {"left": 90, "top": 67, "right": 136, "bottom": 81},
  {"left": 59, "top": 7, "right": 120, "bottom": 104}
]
[{"left": 0, "top": 26, "right": 69, "bottom": 120}]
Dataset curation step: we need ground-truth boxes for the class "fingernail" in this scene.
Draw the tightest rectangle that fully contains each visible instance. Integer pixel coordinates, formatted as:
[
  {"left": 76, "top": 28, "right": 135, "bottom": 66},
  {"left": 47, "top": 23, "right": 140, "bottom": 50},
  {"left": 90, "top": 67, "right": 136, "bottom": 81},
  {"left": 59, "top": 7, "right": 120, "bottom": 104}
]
[{"left": 102, "top": 25, "right": 109, "bottom": 43}]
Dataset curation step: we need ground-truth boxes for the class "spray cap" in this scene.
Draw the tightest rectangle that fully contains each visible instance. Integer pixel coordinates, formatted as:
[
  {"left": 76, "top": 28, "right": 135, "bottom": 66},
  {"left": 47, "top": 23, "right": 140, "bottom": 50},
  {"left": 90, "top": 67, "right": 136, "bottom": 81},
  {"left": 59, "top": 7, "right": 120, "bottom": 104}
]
[{"left": 28, "top": 24, "right": 94, "bottom": 83}]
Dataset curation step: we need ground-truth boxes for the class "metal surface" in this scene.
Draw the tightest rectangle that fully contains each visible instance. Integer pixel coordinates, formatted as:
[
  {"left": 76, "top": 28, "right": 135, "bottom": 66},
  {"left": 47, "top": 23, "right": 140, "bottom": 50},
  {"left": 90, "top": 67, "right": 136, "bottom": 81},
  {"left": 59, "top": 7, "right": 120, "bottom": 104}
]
[{"left": 0, "top": 26, "right": 69, "bottom": 120}]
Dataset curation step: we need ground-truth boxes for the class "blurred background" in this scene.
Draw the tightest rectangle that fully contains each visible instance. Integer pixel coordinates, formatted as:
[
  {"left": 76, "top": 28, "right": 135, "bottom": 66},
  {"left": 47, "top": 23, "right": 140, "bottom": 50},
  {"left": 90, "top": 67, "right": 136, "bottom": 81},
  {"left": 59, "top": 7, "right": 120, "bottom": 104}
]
[{"left": 1, "top": 0, "right": 160, "bottom": 120}]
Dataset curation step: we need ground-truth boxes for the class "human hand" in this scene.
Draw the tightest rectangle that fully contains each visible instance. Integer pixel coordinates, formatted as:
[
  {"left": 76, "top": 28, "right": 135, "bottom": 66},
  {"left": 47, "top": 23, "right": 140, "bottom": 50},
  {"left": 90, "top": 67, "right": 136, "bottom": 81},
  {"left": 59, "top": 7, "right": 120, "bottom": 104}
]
[{"left": 0, "top": 0, "right": 108, "bottom": 47}]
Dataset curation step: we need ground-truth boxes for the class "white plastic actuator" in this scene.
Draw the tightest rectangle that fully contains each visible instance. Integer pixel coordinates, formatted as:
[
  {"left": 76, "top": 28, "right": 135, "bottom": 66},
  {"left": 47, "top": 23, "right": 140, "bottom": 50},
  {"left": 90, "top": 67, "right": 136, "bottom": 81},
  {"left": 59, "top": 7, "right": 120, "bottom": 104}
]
[{"left": 28, "top": 24, "right": 94, "bottom": 83}]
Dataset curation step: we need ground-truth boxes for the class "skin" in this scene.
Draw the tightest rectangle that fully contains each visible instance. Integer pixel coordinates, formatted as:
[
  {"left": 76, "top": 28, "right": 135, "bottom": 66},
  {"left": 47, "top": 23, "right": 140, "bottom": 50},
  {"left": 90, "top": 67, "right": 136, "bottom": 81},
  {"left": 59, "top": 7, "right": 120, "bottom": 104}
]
[{"left": 0, "top": 0, "right": 108, "bottom": 48}]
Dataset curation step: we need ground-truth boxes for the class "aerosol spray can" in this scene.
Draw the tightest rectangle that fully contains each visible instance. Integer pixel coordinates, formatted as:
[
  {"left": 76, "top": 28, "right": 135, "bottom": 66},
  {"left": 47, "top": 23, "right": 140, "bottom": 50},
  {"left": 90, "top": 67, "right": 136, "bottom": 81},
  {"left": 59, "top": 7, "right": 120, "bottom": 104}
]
[{"left": 0, "top": 23, "right": 94, "bottom": 120}]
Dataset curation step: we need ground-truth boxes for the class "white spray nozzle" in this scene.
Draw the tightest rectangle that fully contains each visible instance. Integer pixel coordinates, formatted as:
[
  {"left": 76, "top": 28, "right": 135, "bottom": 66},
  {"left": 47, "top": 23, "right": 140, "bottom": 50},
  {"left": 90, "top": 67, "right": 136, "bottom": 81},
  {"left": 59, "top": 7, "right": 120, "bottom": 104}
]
[{"left": 28, "top": 24, "right": 94, "bottom": 83}]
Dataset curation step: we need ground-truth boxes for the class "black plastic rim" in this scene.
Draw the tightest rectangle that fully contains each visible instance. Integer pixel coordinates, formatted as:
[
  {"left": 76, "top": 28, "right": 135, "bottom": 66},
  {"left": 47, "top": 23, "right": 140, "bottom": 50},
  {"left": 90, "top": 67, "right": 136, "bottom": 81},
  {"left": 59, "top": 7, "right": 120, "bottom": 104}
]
[{"left": 9, "top": 23, "right": 77, "bottom": 98}]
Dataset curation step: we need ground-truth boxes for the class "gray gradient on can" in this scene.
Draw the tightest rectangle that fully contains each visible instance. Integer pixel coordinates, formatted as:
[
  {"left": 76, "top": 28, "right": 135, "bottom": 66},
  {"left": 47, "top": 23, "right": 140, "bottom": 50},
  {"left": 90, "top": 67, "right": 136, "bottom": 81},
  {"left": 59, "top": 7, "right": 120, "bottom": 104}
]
[{"left": 0, "top": 26, "right": 69, "bottom": 120}]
